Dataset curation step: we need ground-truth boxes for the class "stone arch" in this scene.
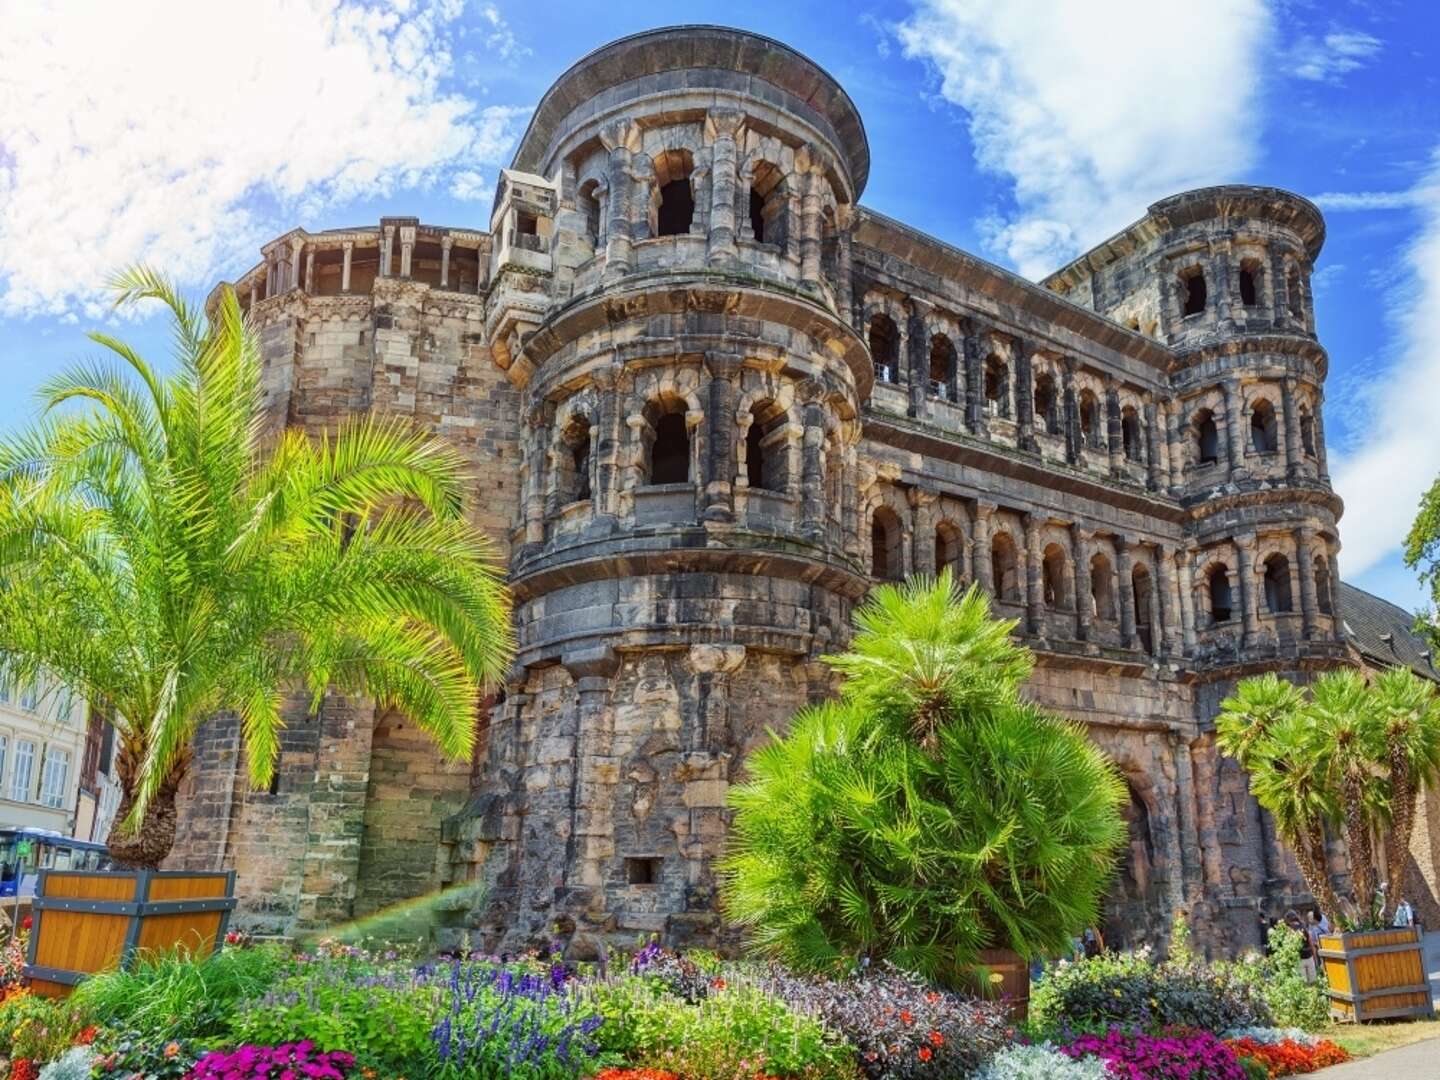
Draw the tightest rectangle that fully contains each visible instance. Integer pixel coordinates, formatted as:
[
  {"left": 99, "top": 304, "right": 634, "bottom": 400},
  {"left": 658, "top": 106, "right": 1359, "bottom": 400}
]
[
  {"left": 1179, "top": 263, "right": 1208, "bottom": 318},
  {"left": 1262, "top": 552, "right": 1294, "bottom": 614},
  {"left": 1192, "top": 406, "right": 1221, "bottom": 467},
  {"left": 935, "top": 518, "right": 966, "bottom": 579},
  {"left": 984, "top": 352, "right": 1010, "bottom": 418},
  {"left": 1238, "top": 255, "right": 1264, "bottom": 308},
  {"left": 1101, "top": 770, "right": 1169, "bottom": 953},
  {"left": 1079, "top": 388, "right": 1103, "bottom": 450},
  {"left": 1314, "top": 553, "right": 1334, "bottom": 615},
  {"left": 1042, "top": 542, "right": 1070, "bottom": 610},
  {"left": 576, "top": 173, "right": 606, "bottom": 249},
  {"left": 550, "top": 396, "right": 598, "bottom": 506},
  {"left": 870, "top": 506, "right": 903, "bottom": 581},
  {"left": 744, "top": 158, "right": 789, "bottom": 250},
  {"left": 651, "top": 148, "right": 696, "bottom": 237},
  {"left": 1131, "top": 558, "right": 1158, "bottom": 654},
  {"left": 642, "top": 393, "right": 692, "bottom": 484},
  {"left": 928, "top": 332, "right": 958, "bottom": 401},
  {"left": 990, "top": 528, "right": 1023, "bottom": 603},
  {"left": 1200, "top": 559, "right": 1234, "bottom": 626},
  {"left": 862, "top": 484, "right": 912, "bottom": 580},
  {"left": 742, "top": 398, "right": 792, "bottom": 492},
  {"left": 1249, "top": 394, "right": 1279, "bottom": 454},
  {"left": 1033, "top": 367, "right": 1062, "bottom": 436},
  {"left": 867, "top": 310, "right": 901, "bottom": 383},
  {"left": 1090, "top": 550, "right": 1117, "bottom": 622},
  {"left": 1121, "top": 404, "right": 1144, "bottom": 462}
]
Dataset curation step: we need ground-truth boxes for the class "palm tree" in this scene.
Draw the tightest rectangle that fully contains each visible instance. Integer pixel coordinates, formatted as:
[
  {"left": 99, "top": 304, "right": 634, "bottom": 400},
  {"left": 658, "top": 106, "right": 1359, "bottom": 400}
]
[
  {"left": 0, "top": 269, "right": 513, "bottom": 868},
  {"left": 721, "top": 571, "right": 1126, "bottom": 989},
  {"left": 1309, "top": 671, "right": 1384, "bottom": 922},
  {"left": 1372, "top": 666, "right": 1440, "bottom": 920}
]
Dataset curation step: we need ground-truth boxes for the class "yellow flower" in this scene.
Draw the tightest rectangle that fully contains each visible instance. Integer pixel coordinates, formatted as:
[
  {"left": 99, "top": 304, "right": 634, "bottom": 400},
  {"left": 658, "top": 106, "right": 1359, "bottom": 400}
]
[{"left": 1112, "top": 989, "right": 1122, "bottom": 998}]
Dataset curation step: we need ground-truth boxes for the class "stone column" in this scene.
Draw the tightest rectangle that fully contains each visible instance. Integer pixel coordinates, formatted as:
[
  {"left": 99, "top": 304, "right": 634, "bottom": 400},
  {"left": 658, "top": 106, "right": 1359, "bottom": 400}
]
[
  {"left": 973, "top": 502, "right": 995, "bottom": 596},
  {"left": 1073, "top": 526, "right": 1093, "bottom": 642},
  {"left": 380, "top": 226, "right": 394, "bottom": 277},
  {"left": 561, "top": 647, "right": 619, "bottom": 917},
  {"left": 1176, "top": 547, "right": 1197, "bottom": 655},
  {"left": 907, "top": 303, "right": 930, "bottom": 418},
  {"left": 289, "top": 241, "right": 302, "bottom": 293},
  {"left": 702, "top": 351, "right": 742, "bottom": 522},
  {"left": 1223, "top": 377, "right": 1246, "bottom": 477},
  {"left": 341, "top": 242, "right": 353, "bottom": 293},
  {"left": 835, "top": 206, "right": 854, "bottom": 318},
  {"left": 1116, "top": 536, "right": 1137, "bottom": 649},
  {"left": 304, "top": 250, "right": 315, "bottom": 294},
  {"left": 399, "top": 225, "right": 415, "bottom": 279},
  {"left": 247, "top": 281, "right": 257, "bottom": 310},
  {"left": 440, "top": 236, "right": 452, "bottom": 288},
  {"left": 705, "top": 110, "right": 744, "bottom": 266},
  {"left": 1173, "top": 738, "right": 1203, "bottom": 902},
  {"left": 1062, "top": 360, "right": 1080, "bottom": 464},
  {"left": 1106, "top": 383, "right": 1123, "bottom": 475},
  {"left": 1015, "top": 343, "right": 1036, "bottom": 451},
  {"left": 964, "top": 330, "right": 984, "bottom": 434},
  {"left": 795, "top": 146, "right": 824, "bottom": 289},
  {"left": 1023, "top": 512, "right": 1044, "bottom": 636},
  {"left": 591, "top": 363, "right": 623, "bottom": 524},
  {"left": 1144, "top": 401, "right": 1163, "bottom": 490},
  {"left": 1236, "top": 532, "right": 1260, "bottom": 647},
  {"left": 1269, "top": 247, "right": 1291, "bottom": 330},
  {"left": 1296, "top": 526, "right": 1319, "bottom": 639},
  {"left": 1156, "top": 542, "right": 1180, "bottom": 657},
  {"left": 522, "top": 407, "right": 550, "bottom": 547},
  {"left": 1166, "top": 400, "right": 1185, "bottom": 493},
  {"left": 1218, "top": 241, "right": 1240, "bottom": 327},
  {"left": 798, "top": 381, "right": 828, "bottom": 540},
  {"left": 1313, "top": 395, "right": 1331, "bottom": 480},
  {"left": 1327, "top": 549, "right": 1342, "bottom": 639},
  {"left": 600, "top": 121, "right": 638, "bottom": 282}
]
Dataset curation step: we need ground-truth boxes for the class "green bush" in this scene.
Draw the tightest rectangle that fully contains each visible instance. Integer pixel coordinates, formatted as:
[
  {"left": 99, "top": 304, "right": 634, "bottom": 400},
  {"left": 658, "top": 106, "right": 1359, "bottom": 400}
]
[
  {"left": 1218, "top": 925, "right": 1331, "bottom": 1032},
  {"left": 722, "top": 574, "right": 1127, "bottom": 988},
  {"left": 0, "top": 991, "right": 84, "bottom": 1063},
  {"left": 69, "top": 943, "right": 290, "bottom": 1041}
]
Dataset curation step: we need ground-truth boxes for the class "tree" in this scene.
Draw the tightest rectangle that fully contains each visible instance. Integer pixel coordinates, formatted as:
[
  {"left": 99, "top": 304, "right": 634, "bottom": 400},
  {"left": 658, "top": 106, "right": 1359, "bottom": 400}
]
[
  {"left": 0, "top": 269, "right": 513, "bottom": 867},
  {"left": 1405, "top": 477, "right": 1440, "bottom": 651},
  {"left": 720, "top": 571, "right": 1126, "bottom": 990}
]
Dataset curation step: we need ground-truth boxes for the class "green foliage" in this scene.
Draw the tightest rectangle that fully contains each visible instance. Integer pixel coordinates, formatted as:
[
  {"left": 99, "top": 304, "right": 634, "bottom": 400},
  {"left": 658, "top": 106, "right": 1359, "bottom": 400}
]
[
  {"left": 70, "top": 943, "right": 291, "bottom": 1041},
  {"left": 91, "top": 1029, "right": 199, "bottom": 1078},
  {"left": 1217, "top": 926, "right": 1331, "bottom": 1032},
  {"left": 0, "top": 992, "right": 84, "bottom": 1063},
  {"left": 1029, "top": 947, "right": 1271, "bottom": 1034},
  {"left": 0, "top": 267, "right": 513, "bottom": 858},
  {"left": 721, "top": 572, "right": 1127, "bottom": 988},
  {"left": 1406, "top": 474, "right": 1440, "bottom": 629},
  {"left": 36, "top": 1046, "right": 95, "bottom": 1080}
]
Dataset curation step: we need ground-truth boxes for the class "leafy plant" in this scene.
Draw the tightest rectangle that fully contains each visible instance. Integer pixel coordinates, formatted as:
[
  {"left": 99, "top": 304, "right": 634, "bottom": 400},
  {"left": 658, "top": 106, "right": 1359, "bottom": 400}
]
[
  {"left": 721, "top": 572, "right": 1127, "bottom": 987},
  {"left": 1061, "top": 1027, "right": 1247, "bottom": 1080},
  {"left": 188, "top": 1042, "right": 357, "bottom": 1079},
  {"left": 91, "top": 1029, "right": 198, "bottom": 1078},
  {"left": 975, "top": 1044, "right": 1109, "bottom": 1080},
  {"left": 1217, "top": 926, "right": 1330, "bottom": 1032},
  {"left": 35, "top": 1047, "right": 93, "bottom": 1080},
  {"left": 0, "top": 992, "right": 82, "bottom": 1064},
  {"left": 0, "top": 267, "right": 513, "bottom": 865}
]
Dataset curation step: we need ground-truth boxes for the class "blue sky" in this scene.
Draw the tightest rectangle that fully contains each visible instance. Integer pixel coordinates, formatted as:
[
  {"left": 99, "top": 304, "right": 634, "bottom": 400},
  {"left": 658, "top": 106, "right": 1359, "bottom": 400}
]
[{"left": 2, "top": 0, "right": 1437, "bottom": 610}]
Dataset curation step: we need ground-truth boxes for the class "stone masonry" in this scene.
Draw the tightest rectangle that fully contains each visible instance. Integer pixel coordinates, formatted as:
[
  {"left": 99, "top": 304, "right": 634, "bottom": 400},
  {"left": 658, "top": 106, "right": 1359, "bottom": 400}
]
[{"left": 170, "top": 26, "right": 1371, "bottom": 959}]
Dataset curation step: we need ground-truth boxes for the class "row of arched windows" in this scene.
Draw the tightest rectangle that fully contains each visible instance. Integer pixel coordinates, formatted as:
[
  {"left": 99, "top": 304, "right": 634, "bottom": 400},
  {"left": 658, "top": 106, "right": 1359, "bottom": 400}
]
[
  {"left": 1202, "top": 553, "right": 1333, "bottom": 626},
  {"left": 1189, "top": 396, "right": 1319, "bottom": 468},
  {"left": 1174, "top": 258, "right": 1306, "bottom": 325}
]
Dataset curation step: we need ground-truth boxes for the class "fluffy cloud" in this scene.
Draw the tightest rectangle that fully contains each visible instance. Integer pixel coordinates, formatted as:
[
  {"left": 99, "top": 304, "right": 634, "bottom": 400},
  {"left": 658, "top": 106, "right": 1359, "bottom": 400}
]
[
  {"left": 0, "top": 0, "right": 525, "bottom": 319},
  {"left": 1287, "top": 30, "right": 1383, "bottom": 83},
  {"left": 1328, "top": 151, "right": 1440, "bottom": 578},
  {"left": 896, "top": 0, "right": 1272, "bottom": 278}
]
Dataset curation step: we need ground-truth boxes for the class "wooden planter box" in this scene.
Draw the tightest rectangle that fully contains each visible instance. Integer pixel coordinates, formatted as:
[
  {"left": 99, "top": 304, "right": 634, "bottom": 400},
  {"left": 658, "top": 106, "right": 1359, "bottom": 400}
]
[
  {"left": 977, "top": 947, "right": 1030, "bottom": 1020},
  {"left": 1317, "top": 926, "right": 1435, "bottom": 1022},
  {"left": 23, "top": 869, "right": 235, "bottom": 998}
]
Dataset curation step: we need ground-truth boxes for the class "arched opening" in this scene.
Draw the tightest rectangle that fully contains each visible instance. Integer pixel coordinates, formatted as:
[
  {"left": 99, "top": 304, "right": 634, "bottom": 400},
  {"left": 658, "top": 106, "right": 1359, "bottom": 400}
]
[
  {"left": 928, "top": 334, "right": 956, "bottom": 401},
  {"left": 1287, "top": 264, "right": 1304, "bottom": 320},
  {"left": 645, "top": 398, "right": 691, "bottom": 485},
  {"left": 1121, "top": 406, "right": 1143, "bottom": 462},
  {"left": 871, "top": 506, "right": 903, "bottom": 581},
  {"left": 559, "top": 415, "right": 593, "bottom": 503},
  {"left": 1042, "top": 543, "right": 1069, "bottom": 609},
  {"left": 869, "top": 313, "right": 899, "bottom": 382},
  {"left": 745, "top": 400, "right": 788, "bottom": 492},
  {"left": 1090, "top": 552, "right": 1116, "bottom": 621},
  {"left": 984, "top": 356, "right": 1009, "bottom": 418},
  {"left": 1300, "top": 408, "right": 1316, "bottom": 457},
  {"left": 578, "top": 178, "right": 603, "bottom": 249},
  {"left": 653, "top": 150, "right": 695, "bottom": 237},
  {"left": 1263, "top": 553, "right": 1293, "bottom": 614},
  {"left": 1132, "top": 563, "right": 1155, "bottom": 654},
  {"left": 1194, "top": 409, "right": 1220, "bottom": 466},
  {"left": 1102, "top": 780, "right": 1166, "bottom": 954},
  {"left": 1315, "top": 555, "right": 1333, "bottom": 615},
  {"left": 935, "top": 521, "right": 964, "bottom": 578},
  {"left": 1034, "top": 373, "right": 1060, "bottom": 435},
  {"left": 1079, "top": 390, "right": 1102, "bottom": 450},
  {"left": 991, "top": 531, "right": 1021, "bottom": 602},
  {"left": 1180, "top": 267, "right": 1207, "bottom": 317},
  {"left": 747, "top": 161, "right": 786, "bottom": 248},
  {"left": 1239, "top": 260, "right": 1261, "bottom": 307},
  {"left": 1250, "top": 398, "right": 1278, "bottom": 453},
  {"left": 1207, "top": 564, "right": 1233, "bottom": 625}
]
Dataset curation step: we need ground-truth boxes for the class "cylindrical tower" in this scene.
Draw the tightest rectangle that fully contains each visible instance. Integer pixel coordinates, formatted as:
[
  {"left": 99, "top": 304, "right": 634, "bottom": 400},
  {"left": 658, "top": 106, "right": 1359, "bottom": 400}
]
[{"left": 466, "top": 27, "right": 874, "bottom": 953}]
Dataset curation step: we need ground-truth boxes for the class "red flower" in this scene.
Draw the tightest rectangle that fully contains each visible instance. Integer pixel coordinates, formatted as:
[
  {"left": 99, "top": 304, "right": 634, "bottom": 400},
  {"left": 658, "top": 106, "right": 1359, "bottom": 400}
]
[
  {"left": 917, "top": 1047, "right": 933, "bottom": 1062},
  {"left": 925, "top": 991, "right": 941, "bottom": 1003},
  {"left": 76, "top": 1025, "right": 98, "bottom": 1045},
  {"left": 899, "top": 1009, "right": 914, "bottom": 1025},
  {"left": 19, "top": 916, "right": 31, "bottom": 931},
  {"left": 711, "top": 977, "right": 727, "bottom": 990},
  {"left": 928, "top": 1030, "right": 944, "bottom": 1047}
]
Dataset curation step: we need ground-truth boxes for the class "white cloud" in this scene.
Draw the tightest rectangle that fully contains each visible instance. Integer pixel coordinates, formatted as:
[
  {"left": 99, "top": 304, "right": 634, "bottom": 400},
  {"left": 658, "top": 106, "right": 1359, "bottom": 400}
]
[
  {"left": 896, "top": 0, "right": 1272, "bottom": 278},
  {"left": 1287, "top": 30, "right": 1383, "bottom": 83},
  {"left": 1312, "top": 190, "right": 1420, "bottom": 211},
  {"left": 0, "top": 0, "right": 526, "bottom": 319},
  {"left": 1329, "top": 149, "right": 1440, "bottom": 577}
]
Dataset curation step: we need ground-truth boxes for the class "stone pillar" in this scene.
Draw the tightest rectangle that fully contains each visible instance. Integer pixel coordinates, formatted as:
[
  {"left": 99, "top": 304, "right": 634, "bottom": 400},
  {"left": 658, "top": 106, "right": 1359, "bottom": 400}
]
[
  {"left": 590, "top": 363, "right": 623, "bottom": 523},
  {"left": 795, "top": 146, "right": 824, "bottom": 289},
  {"left": 1106, "top": 383, "right": 1123, "bottom": 475},
  {"left": 399, "top": 225, "right": 415, "bottom": 279},
  {"left": 1073, "top": 526, "right": 1092, "bottom": 642},
  {"left": 341, "top": 242, "right": 353, "bottom": 293},
  {"left": 522, "top": 406, "right": 550, "bottom": 547},
  {"left": 963, "top": 330, "right": 984, "bottom": 434},
  {"left": 907, "top": 303, "right": 930, "bottom": 418},
  {"left": 600, "top": 121, "right": 637, "bottom": 282},
  {"left": 380, "top": 226, "right": 394, "bottom": 277},
  {"left": 1296, "top": 526, "right": 1319, "bottom": 639},
  {"left": 1116, "top": 536, "right": 1137, "bottom": 649},
  {"left": 1280, "top": 377, "right": 1302, "bottom": 479},
  {"left": 1236, "top": 532, "right": 1260, "bottom": 648},
  {"left": 1062, "top": 360, "right": 1080, "bottom": 464},
  {"left": 1156, "top": 542, "right": 1180, "bottom": 657},
  {"left": 702, "top": 351, "right": 742, "bottom": 522},
  {"left": 1327, "top": 549, "right": 1342, "bottom": 639},
  {"left": 1015, "top": 343, "right": 1036, "bottom": 451},
  {"left": 835, "top": 206, "right": 854, "bottom": 318},
  {"left": 304, "top": 250, "right": 315, "bottom": 294},
  {"left": 1223, "top": 377, "right": 1246, "bottom": 477},
  {"left": 705, "top": 110, "right": 744, "bottom": 266},
  {"left": 1269, "top": 247, "right": 1291, "bottom": 330},
  {"left": 1176, "top": 547, "right": 1197, "bottom": 655},
  {"left": 1173, "top": 738, "right": 1203, "bottom": 902},
  {"left": 798, "top": 381, "right": 828, "bottom": 540},
  {"left": 247, "top": 280, "right": 257, "bottom": 310},
  {"left": 289, "top": 241, "right": 302, "bottom": 293},
  {"left": 1023, "top": 512, "right": 1044, "bottom": 636},
  {"left": 560, "top": 647, "right": 619, "bottom": 919},
  {"left": 1218, "top": 241, "right": 1239, "bottom": 327},
  {"left": 1166, "top": 400, "right": 1185, "bottom": 493},
  {"left": 1313, "top": 395, "right": 1331, "bottom": 480},
  {"left": 1144, "top": 401, "right": 1163, "bottom": 490},
  {"left": 440, "top": 236, "right": 452, "bottom": 288},
  {"left": 973, "top": 502, "right": 995, "bottom": 596}
]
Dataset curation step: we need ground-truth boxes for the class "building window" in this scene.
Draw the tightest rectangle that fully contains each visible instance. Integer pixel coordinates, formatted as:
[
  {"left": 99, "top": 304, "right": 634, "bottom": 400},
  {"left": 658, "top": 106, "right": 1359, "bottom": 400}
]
[
  {"left": 559, "top": 415, "right": 593, "bottom": 503},
  {"left": 578, "top": 178, "right": 603, "bottom": 248},
  {"left": 653, "top": 149, "right": 695, "bottom": 237},
  {"left": 991, "top": 531, "right": 1021, "bottom": 602},
  {"left": 1034, "top": 374, "right": 1061, "bottom": 435},
  {"left": 1122, "top": 406, "right": 1143, "bottom": 462},
  {"left": 869, "top": 313, "right": 899, "bottom": 383},
  {"left": 1300, "top": 409, "right": 1316, "bottom": 457},
  {"left": 1207, "top": 565, "right": 1233, "bottom": 625},
  {"left": 1239, "top": 261, "right": 1261, "bottom": 307},
  {"left": 0, "top": 735, "right": 8, "bottom": 792},
  {"left": 935, "top": 522, "right": 964, "bottom": 578},
  {"left": 747, "top": 162, "right": 786, "bottom": 248},
  {"left": 984, "top": 357, "right": 1010, "bottom": 418},
  {"left": 745, "top": 401, "right": 789, "bottom": 492},
  {"left": 625, "top": 856, "right": 661, "bottom": 885},
  {"left": 1250, "top": 399, "right": 1278, "bottom": 453},
  {"left": 1287, "top": 265, "right": 1304, "bottom": 321},
  {"left": 1180, "top": 268, "right": 1207, "bottom": 317},
  {"left": 1042, "top": 544, "right": 1068, "bottom": 609},
  {"left": 644, "top": 399, "right": 691, "bottom": 485},
  {"left": 10, "top": 740, "right": 35, "bottom": 802},
  {"left": 18, "top": 683, "right": 36, "bottom": 711},
  {"left": 1090, "top": 553, "right": 1116, "bottom": 621},
  {"left": 1263, "top": 554, "right": 1294, "bottom": 614},
  {"left": 1194, "top": 409, "right": 1220, "bottom": 466},
  {"left": 1314, "top": 555, "right": 1333, "bottom": 615},
  {"left": 1079, "top": 391, "right": 1102, "bottom": 450},
  {"left": 1132, "top": 563, "right": 1155, "bottom": 654},
  {"left": 871, "top": 507, "right": 903, "bottom": 581},
  {"left": 928, "top": 334, "right": 956, "bottom": 400},
  {"left": 39, "top": 748, "right": 70, "bottom": 810}
]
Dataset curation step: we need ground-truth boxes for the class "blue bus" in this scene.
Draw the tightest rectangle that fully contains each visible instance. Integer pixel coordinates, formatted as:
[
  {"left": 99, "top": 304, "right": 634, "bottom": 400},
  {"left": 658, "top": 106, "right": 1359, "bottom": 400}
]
[{"left": 0, "top": 828, "right": 114, "bottom": 898}]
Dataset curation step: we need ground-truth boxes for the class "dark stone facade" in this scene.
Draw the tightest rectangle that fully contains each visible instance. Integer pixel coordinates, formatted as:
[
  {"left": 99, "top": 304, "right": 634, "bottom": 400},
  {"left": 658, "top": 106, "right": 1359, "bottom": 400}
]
[{"left": 171, "top": 27, "right": 1364, "bottom": 960}]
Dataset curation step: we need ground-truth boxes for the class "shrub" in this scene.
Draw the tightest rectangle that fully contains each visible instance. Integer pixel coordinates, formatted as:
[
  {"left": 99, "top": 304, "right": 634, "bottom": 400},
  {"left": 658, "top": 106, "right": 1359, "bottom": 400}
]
[
  {"left": 70, "top": 943, "right": 291, "bottom": 1041},
  {"left": 975, "top": 1044, "right": 1109, "bottom": 1080},
  {"left": 188, "top": 1042, "right": 358, "bottom": 1079},
  {"left": 1218, "top": 926, "right": 1330, "bottom": 1032},
  {"left": 722, "top": 574, "right": 1127, "bottom": 987},
  {"left": 629, "top": 942, "right": 713, "bottom": 1003},
  {"left": 760, "top": 965, "right": 1011, "bottom": 1080},
  {"left": 1030, "top": 948, "right": 1270, "bottom": 1033},
  {"left": 1062, "top": 1028, "right": 1247, "bottom": 1080},
  {"left": 36, "top": 1047, "right": 93, "bottom": 1080},
  {"left": 0, "top": 992, "right": 83, "bottom": 1064},
  {"left": 1226, "top": 1036, "right": 1349, "bottom": 1077},
  {"left": 90, "top": 1030, "right": 197, "bottom": 1078}
]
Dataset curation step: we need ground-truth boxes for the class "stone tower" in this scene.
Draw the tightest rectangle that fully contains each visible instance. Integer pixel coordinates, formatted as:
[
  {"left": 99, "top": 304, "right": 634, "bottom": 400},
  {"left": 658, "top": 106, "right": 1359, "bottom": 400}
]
[{"left": 176, "top": 26, "right": 1365, "bottom": 960}]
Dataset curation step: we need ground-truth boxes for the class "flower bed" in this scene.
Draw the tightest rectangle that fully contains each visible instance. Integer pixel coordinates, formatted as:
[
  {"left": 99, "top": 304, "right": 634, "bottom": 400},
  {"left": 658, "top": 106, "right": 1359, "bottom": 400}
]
[{"left": 1225, "top": 1035, "right": 1350, "bottom": 1077}]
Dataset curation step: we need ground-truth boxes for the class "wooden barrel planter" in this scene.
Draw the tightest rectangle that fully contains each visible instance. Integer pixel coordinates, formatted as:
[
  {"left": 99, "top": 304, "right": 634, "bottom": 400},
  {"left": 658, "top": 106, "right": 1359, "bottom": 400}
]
[
  {"left": 23, "top": 869, "right": 236, "bottom": 998},
  {"left": 1317, "top": 926, "right": 1435, "bottom": 1022},
  {"left": 976, "top": 948, "right": 1030, "bottom": 1020}
]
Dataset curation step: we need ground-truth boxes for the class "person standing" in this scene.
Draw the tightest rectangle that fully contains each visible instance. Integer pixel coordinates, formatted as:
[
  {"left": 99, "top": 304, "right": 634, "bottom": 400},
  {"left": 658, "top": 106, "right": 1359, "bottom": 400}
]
[
  {"left": 1286, "top": 910, "right": 1316, "bottom": 982},
  {"left": 1394, "top": 897, "right": 1415, "bottom": 928}
]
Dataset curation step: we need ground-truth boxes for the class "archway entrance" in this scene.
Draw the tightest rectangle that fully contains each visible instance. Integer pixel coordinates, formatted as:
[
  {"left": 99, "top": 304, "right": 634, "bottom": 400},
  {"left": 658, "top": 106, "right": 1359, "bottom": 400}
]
[{"left": 1101, "top": 780, "right": 1169, "bottom": 953}]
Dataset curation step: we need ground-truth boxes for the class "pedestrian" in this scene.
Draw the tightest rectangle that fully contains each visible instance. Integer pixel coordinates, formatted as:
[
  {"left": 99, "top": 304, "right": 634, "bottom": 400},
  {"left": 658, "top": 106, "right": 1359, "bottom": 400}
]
[
  {"left": 1394, "top": 897, "right": 1415, "bottom": 928},
  {"left": 1285, "top": 910, "right": 1316, "bottom": 982},
  {"left": 1082, "top": 926, "right": 1104, "bottom": 959}
]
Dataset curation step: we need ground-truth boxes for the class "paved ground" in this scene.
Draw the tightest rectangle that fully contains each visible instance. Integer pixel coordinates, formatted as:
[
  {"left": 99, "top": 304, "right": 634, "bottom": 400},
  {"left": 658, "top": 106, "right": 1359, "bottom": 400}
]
[{"left": 1311, "top": 1035, "right": 1440, "bottom": 1077}]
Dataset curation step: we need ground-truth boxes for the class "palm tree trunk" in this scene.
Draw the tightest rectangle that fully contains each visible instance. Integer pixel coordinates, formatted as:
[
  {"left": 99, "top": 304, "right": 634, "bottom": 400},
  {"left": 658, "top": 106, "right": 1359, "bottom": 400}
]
[
  {"left": 1342, "top": 772, "right": 1377, "bottom": 925},
  {"left": 1384, "top": 740, "right": 1415, "bottom": 923},
  {"left": 1293, "top": 825, "right": 1343, "bottom": 927},
  {"left": 105, "top": 738, "right": 188, "bottom": 870}
]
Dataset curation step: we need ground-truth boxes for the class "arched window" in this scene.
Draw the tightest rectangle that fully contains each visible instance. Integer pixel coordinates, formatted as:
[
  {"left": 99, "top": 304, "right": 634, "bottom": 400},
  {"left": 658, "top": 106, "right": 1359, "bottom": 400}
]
[
  {"left": 991, "top": 531, "right": 1021, "bottom": 602},
  {"left": 1132, "top": 563, "right": 1155, "bottom": 654},
  {"left": 1287, "top": 264, "right": 1304, "bottom": 320},
  {"left": 1250, "top": 399, "right": 1278, "bottom": 454},
  {"left": 1207, "top": 565, "right": 1233, "bottom": 625},
  {"left": 1263, "top": 554, "right": 1293, "bottom": 614},
  {"left": 1034, "top": 373, "right": 1060, "bottom": 435},
  {"left": 869, "top": 313, "right": 899, "bottom": 382},
  {"left": 871, "top": 506, "right": 902, "bottom": 581},
  {"left": 1314, "top": 555, "right": 1333, "bottom": 615},
  {"left": 1090, "top": 552, "right": 1116, "bottom": 621},
  {"left": 1079, "top": 390, "right": 1102, "bottom": 450},
  {"left": 985, "top": 357, "right": 1010, "bottom": 418},
  {"left": 936, "top": 521, "right": 964, "bottom": 578},
  {"left": 1194, "top": 408, "right": 1220, "bottom": 466},
  {"left": 653, "top": 150, "right": 695, "bottom": 237},
  {"left": 1121, "top": 406, "right": 1143, "bottom": 462},
  {"left": 1239, "top": 260, "right": 1261, "bottom": 307},
  {"left": 1042, "top": 543, "right": 1069, "bottom": 609},
  {"left": 645, "top": 398, "right": 691, "bottom": 484},
  {"left": 1180, "top": 268, "right": 1207, "bottom": 317},
  {"left": 928, "top": 334, "right": 956, "bottom": 401},
  {"left": 1300, "top": 408, "right": 1316, "bottom": 457},
  {"left": 747, "top": 162, "right": 786, "bottom": 248},
  {"left": 578, "top": 178, "right": 603, "bottom": 248},
  {"left": 559, "top": 415, "right": 592, "bottom": 503},
  {"left": 745, "top": 400, "right": 788, "bottom": 492}
]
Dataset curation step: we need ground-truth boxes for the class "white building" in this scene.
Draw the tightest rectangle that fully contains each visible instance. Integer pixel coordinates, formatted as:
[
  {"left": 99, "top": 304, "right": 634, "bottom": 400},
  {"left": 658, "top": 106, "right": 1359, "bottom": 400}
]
[{"left": 0, "top": 678, "right": 87, "bottom": 835}]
